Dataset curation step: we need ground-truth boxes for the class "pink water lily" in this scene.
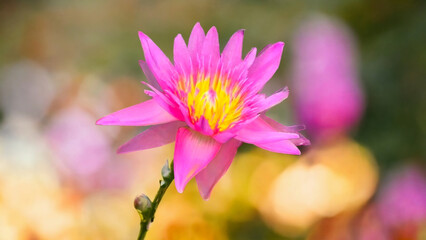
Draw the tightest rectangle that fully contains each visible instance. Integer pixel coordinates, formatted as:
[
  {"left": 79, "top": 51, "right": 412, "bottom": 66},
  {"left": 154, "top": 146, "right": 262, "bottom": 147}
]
[{"left": 97, "top": 23, "right": 309, "bottom": 199}]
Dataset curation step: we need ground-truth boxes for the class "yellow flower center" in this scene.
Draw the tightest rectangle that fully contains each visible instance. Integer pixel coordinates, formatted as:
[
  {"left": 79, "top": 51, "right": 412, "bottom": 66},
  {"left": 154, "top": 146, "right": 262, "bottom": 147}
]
[{"left": 177, "top": 73, "right": 245, "bottom": 132}]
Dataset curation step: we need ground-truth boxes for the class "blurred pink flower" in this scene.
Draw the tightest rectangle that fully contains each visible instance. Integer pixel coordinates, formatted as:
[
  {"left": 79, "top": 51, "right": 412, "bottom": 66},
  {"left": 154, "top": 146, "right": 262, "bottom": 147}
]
[
  {"left": 378, "top": 165, "right": 426, "bottom": 236},
  {"left": 292, "top": 17, "right": 364, "bottom": 140},
  {"left": 97, "top": 23, "right": 308, "bottom": 199},
  {"left": 46, "top": 106, "right": 131, "bottom": 192}
]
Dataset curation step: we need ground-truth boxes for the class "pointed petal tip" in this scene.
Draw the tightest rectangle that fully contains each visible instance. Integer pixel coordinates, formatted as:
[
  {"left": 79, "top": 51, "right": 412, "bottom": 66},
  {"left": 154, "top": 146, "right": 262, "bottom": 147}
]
[
  {"left": 138, "top": 31, "right": 148, "bottom": 44},
  {"left": 116, "top": 146, "right": 128, "bottom": 154},
  {"left": 259, "top": 42, "right": 284, "bottom": 54},
  {"left": 201, "top": 192, "right": 211, "bottom": 200},
  {"left": 116, "top": 141, "right": 137, "bottom": 154},
  {"left": 197, "top": 180, "right": 213, "bottom": 200},
  {"left": 95, "top": 116, "right": 115, "bottom": 125},
  {"left": 191, "top": 22, "right": 205, "bottom": 33},
  {"left": 175, "top": 181, "right": 185, "bottom": 193},
  {"left": 95, "top": 118, "right": 103, "bottom": 125},
  {"left": 175, "top": 33, "right": 183, "bottom": 40},
  {"left": 206, "top": 26, "right": 218, "bottom": 36},
  {"left": 236, "top": 29, "right": 245, "bottom": 36},
  {"left": 144, "top": 89, "right": 155, "bottom": 97},
  {"left": 270, "top": 42, "right": 285, "bottom": 52},
  {"left": 296, "top": 136, "right": 310, "bottom": 146},
  {"left": 294, "top": 148, "right": 302, "bottom": 155},
  {"left": 138, "top": 31, "right": 147, "bottom": 38}
]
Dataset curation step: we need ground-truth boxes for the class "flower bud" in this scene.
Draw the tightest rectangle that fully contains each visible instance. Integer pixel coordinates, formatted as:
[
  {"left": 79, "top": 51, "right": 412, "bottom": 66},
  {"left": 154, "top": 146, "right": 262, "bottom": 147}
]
[
  {"left": 161, "top": 160, "right": 174, "bottom": 182},
  {"left": 134, "top": 194, "right": 152, "bottom": 220}
]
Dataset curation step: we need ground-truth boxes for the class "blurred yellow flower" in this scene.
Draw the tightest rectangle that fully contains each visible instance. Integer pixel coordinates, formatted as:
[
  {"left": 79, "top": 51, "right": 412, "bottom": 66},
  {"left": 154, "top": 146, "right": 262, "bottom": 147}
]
[{"left": 260, "top": 137, "right": 378, "bottom": 236}]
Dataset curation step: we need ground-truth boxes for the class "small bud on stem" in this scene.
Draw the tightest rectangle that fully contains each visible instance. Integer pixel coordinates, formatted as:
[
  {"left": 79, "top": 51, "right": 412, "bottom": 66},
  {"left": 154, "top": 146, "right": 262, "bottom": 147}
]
[{"left": 134, "top": 194, "right": 152, "bottom": 220}]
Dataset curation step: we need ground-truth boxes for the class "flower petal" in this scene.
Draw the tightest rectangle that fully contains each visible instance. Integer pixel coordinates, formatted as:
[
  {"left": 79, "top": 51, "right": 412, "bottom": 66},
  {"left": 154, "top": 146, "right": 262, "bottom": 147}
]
[
  {"left": 254, "top": 140, "right": 301, "bottom": 155},
  {"left": 138, "top": 31, "right": 176, "bottom": 89},
  {"left": 244, "top": 47, "right": 257, "bottom": 68},
  {"left": 201, "top": 26, "right": 220, "bottom": 73},
  {"left": 96, "top": 99, "right": 177, "bottom": 126},
  {"left": 188, "top": 22, "right": 205, "bottom": 67},
  {"left": 247, "top": 42, "right": 284, "bottom": 93},
  {"left": 117, "top": 121, "right": 186, "bottom": 154},
  {"left": 257, "top": 87, "right": 289, "bottom": 112},
  {"left": 261, "top": 115, "right": 310, "bottom": 146},
  {"left": 221, "top": 29, "right": 244, "bottom": 68},
  {"left": 173, "top": 34, "right": 192, "bottom": 75},
  {"left": 244, "top": 117, "right": 302, "bottom": 154},
  {"left": 213, "top": 131, "right": 236, "bottom": 143},
  {"left": 195, "top": 139, "right": 241, "bottom": 200},
  {"left": 142, "top": 82, "right": 185, "bottom": 121},
  {"left": 174, "top": 127, "right": 221, "bottom": 193},
  {"left": 235, "top": 127, "right": 300, "bottom": 144},
  {"left": 139, "top": 60, "right": 161, "bottom": 90}
]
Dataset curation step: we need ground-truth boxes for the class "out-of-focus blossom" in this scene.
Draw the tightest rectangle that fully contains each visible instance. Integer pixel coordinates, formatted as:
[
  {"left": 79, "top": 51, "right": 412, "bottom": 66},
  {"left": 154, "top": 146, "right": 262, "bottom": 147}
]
[
  {"left": 0, "top": 115, "right": 52, "bottom": 169},
  {"left": 261, "top": 137, "right": 378, "bottom": 236},
  {"left": 148, "top": 199, "right": 228, "bottom": 240},
  {"left": 355, "top": 206, "right": 389, "bottom": 240},
  {"left": 0, "top": 170, "right": 79, "bottom": 240},
  {"left": 97, "top": 23, "right": 308, "bottom": 199},
  {"left": 378, "top": 165, "right": 426, "bottom": 239},
  {"left": 0, "top": 60, "right": 55, "bottom": 121},
  {"left": 292, "top": 16, "right": 364, "bottom": 141},
  {"left": 308, "top": 205, "right": 389, "bottom": 240},
  {"left": 46, "top": 105, "right": 132, "bottom": 193},
  {"left": 0, "top": 60, "right": 55, "bottom": 169}
]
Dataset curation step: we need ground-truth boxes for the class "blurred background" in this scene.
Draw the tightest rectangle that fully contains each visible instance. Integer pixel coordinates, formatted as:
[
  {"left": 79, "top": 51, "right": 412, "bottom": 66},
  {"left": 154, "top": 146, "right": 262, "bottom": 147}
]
[{"left": 0, "top": 0, "right": 425, "bottom": 239}]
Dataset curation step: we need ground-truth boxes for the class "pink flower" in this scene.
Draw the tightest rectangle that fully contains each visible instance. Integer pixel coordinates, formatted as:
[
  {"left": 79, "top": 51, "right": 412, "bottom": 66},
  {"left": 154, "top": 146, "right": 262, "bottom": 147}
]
[
  {"left": 97, "top": 23, "right": 308, "bottom": 199},
  {"left": 291, "top": 17, "right": 364, "bottom": 140},
  {"left": 378, "top": 166, "right": 426, "bottom": 232}
]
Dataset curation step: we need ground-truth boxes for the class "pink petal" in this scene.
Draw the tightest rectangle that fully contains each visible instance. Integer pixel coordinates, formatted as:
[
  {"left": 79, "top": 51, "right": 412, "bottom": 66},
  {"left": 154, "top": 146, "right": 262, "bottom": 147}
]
[
  {"left": 96, "top": 99, "right": 177, "bottom": 126},
  {"left": 117, "top": 121, "right": 186, "bottom": 154},
  {"left": 174, "top": 127, "right": 221, "bottom": 193},
  {"left": 195, "top": 139, "right": 241, "bottom": 200},
  {"left": 138, "top": 31, "right": 176, "bottom": 89},
  {"left": 247, "top": 42, "right": 284, "bottom": 93},
  {"left": 173, "top": 34, "right": 192, "bottom": 75},
  {"left": 254, "top": 140, "right": 301, "bottom": 155},
  {"left": 261, "top": 115, "right": 305, "bottom": 133},
  {"left": 188, "top": 22, "right": 205, "bottom": 66},
  {"left": 261, "top": 116, "right": 310, "bottom": 146},
  {"left": 139, "top": 60, "right": 161, "bottom": 90},
  {"left": 142, "top": 82, "right": 185, "bottom": 121},
  {"left": 221, "top": 30, "right": 244, "bottom": 68},
  {"left": 228, "top": 47, "right": 257, "bottom": 85},
  {"left": 201, "top": 26, "right": 220, "bottom": 73},
  {"left": 235, "top": 127, "right": 300, "bottom": 144},
  {"left": 257, "top": 87, "right": 289, "bottom": 112},
  {"left": 245, "top": 116, "right": 303, "bottom": 154},
  {"left": 244, "top": 47, "right": 257, "bottom": 68},
  {"left": 213, "top": 131, "right": 236, "bottom": 143}
]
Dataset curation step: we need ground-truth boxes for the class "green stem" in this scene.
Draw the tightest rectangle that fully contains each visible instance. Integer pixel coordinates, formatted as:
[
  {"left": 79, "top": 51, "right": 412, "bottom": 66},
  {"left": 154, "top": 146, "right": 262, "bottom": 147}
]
[{"left": 136, "top": 160, "right": 174, "bottom": 240}]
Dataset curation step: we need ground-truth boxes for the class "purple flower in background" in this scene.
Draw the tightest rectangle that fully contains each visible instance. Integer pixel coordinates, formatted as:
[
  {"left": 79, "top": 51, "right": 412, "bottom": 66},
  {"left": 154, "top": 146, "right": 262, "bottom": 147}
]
[
  {"left": 292, "top": 17, "right": 364, "bottom": 140},
  {"left": 378, "top": 166, "right": 426, "bottom": 235},
  {"left": 97, "top": 23, "right": 308, "bottom": 199},
  {"left": 46, "top": 106, "right": 131, "bottom": 192}
]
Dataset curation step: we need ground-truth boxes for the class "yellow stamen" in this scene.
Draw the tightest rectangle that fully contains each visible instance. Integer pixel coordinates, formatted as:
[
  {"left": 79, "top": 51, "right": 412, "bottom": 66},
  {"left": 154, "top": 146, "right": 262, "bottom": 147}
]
[{"left": 177, "top": 73, "right": 245, "bottom": 132}]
